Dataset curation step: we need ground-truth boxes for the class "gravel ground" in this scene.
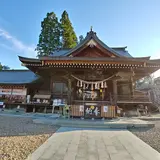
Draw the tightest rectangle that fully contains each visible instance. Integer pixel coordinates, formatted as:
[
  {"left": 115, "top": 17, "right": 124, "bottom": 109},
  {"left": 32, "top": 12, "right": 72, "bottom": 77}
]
[
  {"left": 131, "top": 120, "right": 160, "bottom": 153},
  {"left": 0, "top": 116, "right": 59, "bottom": 160}
]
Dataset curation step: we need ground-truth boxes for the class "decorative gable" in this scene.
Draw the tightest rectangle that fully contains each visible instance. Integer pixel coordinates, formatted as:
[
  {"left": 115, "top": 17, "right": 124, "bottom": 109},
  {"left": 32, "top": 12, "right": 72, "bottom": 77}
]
[
  {"left": 86, "top": 39, "right": 97, "bottom": 48},
  {"left": 65, "top": 29, "right": 130, "bottom": 58}
]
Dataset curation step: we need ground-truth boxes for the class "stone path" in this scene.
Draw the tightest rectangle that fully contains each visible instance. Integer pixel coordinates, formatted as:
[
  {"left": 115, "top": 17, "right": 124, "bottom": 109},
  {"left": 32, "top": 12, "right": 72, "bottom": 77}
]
[{"left": 27, "top": 127, "right": 160, "bottom": 160}]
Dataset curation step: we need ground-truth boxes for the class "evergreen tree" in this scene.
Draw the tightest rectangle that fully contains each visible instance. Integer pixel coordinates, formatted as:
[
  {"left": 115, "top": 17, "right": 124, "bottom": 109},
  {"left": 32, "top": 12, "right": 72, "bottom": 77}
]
[
  {"left": 79, "top": 35, "right": 84, "bottom": 43},
  {"left": 36, "top": 12, "right": 61, "bottom": 56},
  {"left": 2, "top": 65, "right": 10, "bottom": 70},
  {"left": 0, "top": 63, "right": 2, "bottom": 70},
  {"left": 60, "top": 11, "right": 77, "bottom": 48},
  {"left": 0, "top": 63, "right": 10, "bottom": 70}
]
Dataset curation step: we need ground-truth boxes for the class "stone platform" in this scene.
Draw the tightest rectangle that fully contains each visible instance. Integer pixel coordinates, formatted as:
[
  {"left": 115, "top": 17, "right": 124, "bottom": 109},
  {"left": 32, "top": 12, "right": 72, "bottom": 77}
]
[
  {"left": 33, "top": 117, "right": 154, "bottom": 129},
  {"left": 27, "top": 127, "right": 160, "bottom": 160},
  {"left": 0, "top": 111, "right": 155, "bottom": 129}
]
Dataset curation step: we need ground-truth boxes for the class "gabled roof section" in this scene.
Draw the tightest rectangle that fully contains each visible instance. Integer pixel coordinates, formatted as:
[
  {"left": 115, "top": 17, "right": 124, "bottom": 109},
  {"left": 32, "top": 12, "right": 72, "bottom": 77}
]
[
  {"left": 60, "top": 30, "right": 130, "bottom": 57},
  {"left": 45, "top": 47, "right": 132, "bottom": 58},
  {"left": 0, "top": 70, "right": 39, "bottom": 84}
]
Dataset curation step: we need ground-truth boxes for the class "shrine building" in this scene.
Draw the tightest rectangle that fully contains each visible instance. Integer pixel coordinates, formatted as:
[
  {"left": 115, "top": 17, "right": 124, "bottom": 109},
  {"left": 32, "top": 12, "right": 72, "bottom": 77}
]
[{"left": 1, "top": 29, "right": 160, "bottom": 118}]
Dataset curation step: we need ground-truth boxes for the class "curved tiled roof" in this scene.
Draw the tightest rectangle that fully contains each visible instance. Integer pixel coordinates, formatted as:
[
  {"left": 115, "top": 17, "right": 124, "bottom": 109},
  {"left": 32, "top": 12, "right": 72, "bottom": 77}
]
[
  {"left": 47, "top": 46, "right": 132, "bottom": 58},
  {"left": 0, "top": 70, "right": 38, "bottom": 84},
  {"left": 61, "top": 31, "right": 124, "bottom": 57},
  {"left": 47, "top": 32, "right": 133, "bottom": 58}
]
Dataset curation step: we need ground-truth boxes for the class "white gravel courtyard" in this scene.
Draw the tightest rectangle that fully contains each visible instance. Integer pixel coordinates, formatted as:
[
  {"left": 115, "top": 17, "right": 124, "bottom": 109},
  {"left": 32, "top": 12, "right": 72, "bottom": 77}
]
[{"left": 0, "top": 116, "right": 58, "bottom": 160}]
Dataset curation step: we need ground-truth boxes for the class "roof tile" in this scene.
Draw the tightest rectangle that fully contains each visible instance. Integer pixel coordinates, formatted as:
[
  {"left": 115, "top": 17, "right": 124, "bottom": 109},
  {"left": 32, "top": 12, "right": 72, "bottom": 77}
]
[{"left": 0, "top": 70, "right": 38, "bottom": 84}]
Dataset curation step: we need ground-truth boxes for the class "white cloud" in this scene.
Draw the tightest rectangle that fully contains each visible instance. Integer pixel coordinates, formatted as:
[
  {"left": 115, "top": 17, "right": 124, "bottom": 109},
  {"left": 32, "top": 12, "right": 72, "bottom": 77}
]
[{"left": 0, "top": 27, "right": 36, "bottom": 57}]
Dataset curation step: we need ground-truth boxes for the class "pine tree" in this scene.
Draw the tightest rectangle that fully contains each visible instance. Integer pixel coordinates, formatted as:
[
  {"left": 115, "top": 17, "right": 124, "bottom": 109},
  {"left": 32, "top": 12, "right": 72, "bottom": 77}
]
[
  {"left": 60, "top": 11, "right": 77, "bottom": 48},
  {"left": 36, "top": 12, "right": 61, "bottom": 56}
]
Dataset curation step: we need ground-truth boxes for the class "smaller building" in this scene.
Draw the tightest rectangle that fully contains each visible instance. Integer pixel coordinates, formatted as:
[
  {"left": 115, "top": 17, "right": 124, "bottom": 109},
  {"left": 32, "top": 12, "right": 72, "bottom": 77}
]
[{"left": 0, "top": 70, "right": 38, "bottom": 108}]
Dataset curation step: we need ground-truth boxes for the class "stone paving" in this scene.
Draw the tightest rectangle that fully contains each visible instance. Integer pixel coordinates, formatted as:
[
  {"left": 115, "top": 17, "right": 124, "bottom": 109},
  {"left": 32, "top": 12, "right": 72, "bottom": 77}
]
[{"left": 27, "top": 127, "right": 160, "bottom": 160}]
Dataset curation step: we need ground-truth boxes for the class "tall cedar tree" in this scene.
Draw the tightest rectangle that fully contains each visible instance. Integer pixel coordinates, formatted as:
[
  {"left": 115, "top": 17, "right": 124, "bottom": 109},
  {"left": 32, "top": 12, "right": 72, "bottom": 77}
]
[
  {"left": 79, "top": 35, "right": 84, "bottom": 43},
  {"left": 36, "top": 12, "right": 61, "bottom": 56},
  {"left": 60, "top": 11, "right": 77, "bottom": 48},
  {"left": 0, "top": 63, "right": 9, "bottom": 70},
  {"left": 0, "top": 63, "right": 2, "bottom": 70}
]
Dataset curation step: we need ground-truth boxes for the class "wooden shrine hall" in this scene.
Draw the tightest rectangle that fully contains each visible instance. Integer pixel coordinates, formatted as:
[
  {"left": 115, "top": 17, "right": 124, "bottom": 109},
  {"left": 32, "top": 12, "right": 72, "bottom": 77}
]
[{"left": 2, "top": 29, "right": 160, "bottom": 118}]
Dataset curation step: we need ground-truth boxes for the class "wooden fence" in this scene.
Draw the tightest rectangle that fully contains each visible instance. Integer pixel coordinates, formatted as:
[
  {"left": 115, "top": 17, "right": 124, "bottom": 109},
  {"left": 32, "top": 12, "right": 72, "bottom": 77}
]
[
  {"left": 70, "top": 105, "right": 116, "bottom": 118},
  {"left": 101, "top": 105, "right": 116, "bottom": 118}
]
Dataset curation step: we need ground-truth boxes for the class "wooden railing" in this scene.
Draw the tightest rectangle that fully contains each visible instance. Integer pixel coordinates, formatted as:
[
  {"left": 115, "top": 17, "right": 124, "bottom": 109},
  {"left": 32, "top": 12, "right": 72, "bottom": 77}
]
[{"left": 112, "top": 94, "right": 151, "bottom": 103}]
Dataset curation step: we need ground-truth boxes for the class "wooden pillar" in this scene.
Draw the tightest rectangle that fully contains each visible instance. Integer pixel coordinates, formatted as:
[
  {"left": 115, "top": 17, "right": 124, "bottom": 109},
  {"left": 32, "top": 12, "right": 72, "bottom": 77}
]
[
  {"left": 113, "top": 80, "right": 117, "bottom": 104},
  {"left": 44, "top": 106, "right": 47, "bottom": 113},
  {"left": 130, "top": 77, "right": 134, "bottom": 96},
  {"left": 33, "top": 106, "right": 36, "bottom": 113},
  {"left": 52, "top": 106, "right": 55, "bottom": 114},
  {"left": 50, "top": 75, "right": 53, "bottom": 93},
  {"left": 67, "top": 77, "right": 72, "bottom": 105},
  {"left": 113, "top": 80, "right": 117, "bottom": 95}
]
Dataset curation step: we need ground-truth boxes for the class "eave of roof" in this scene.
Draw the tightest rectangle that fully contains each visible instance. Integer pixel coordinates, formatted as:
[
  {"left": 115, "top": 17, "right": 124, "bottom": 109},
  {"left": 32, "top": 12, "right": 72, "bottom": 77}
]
[
  {"left": 39, "top": 56, "right": 153, "bottom": 62},
  {"left": 19, "top": 55, "right": 160, "bottom": 64},
  {"left": 19, "top": 56, "right": 41, "bottom": 63}
]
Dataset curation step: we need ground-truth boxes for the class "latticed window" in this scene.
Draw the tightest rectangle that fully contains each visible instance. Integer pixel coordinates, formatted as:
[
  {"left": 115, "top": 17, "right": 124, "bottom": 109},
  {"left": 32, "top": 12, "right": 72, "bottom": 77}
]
[{"left": 52, "top": 83, "right": 68, "bottom": 94}]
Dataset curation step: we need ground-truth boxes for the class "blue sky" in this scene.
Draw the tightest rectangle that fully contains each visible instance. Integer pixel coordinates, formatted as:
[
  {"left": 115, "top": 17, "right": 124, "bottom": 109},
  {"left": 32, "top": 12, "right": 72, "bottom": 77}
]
[{"left": 0, "top": 0, "right": 160, "bottom": 74}]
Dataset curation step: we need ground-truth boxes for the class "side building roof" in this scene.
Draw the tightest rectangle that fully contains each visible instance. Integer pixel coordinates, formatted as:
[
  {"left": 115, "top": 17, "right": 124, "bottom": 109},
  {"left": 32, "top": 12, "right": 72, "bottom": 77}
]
[{"left": 0, "top": 70, "right": 38, "bottom": 85}]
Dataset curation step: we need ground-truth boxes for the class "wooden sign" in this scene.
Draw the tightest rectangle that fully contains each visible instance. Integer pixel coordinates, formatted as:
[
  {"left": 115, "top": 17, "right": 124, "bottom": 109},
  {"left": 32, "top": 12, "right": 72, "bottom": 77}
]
[{"left": 84, "top": 105, "right": 101, "bottom": 118}]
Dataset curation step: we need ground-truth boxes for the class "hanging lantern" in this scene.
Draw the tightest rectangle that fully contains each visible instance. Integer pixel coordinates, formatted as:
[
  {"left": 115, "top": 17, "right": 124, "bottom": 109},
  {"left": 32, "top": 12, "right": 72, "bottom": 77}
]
[
  {"left": 104, "top": 82, "right": 107, "bottom": 88},
  {"left": 101, "top": 81, "right": 104, "bottom": 88}
]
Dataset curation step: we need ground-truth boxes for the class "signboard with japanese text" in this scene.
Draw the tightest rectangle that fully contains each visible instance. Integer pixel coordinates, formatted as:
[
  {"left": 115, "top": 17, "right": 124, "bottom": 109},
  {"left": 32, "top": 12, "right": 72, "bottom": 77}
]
[
  {"left": 12, "top": 89, "right": 27, "bottom": 95},
  {"left": 0, "top": 88, "right": 27, "bottom": 96},
  {"left": 84, "top": 105, "right": 101, "bottom": 118},
  {"left": 0, "top": 89, "right": 12, "bottom": 95}
]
